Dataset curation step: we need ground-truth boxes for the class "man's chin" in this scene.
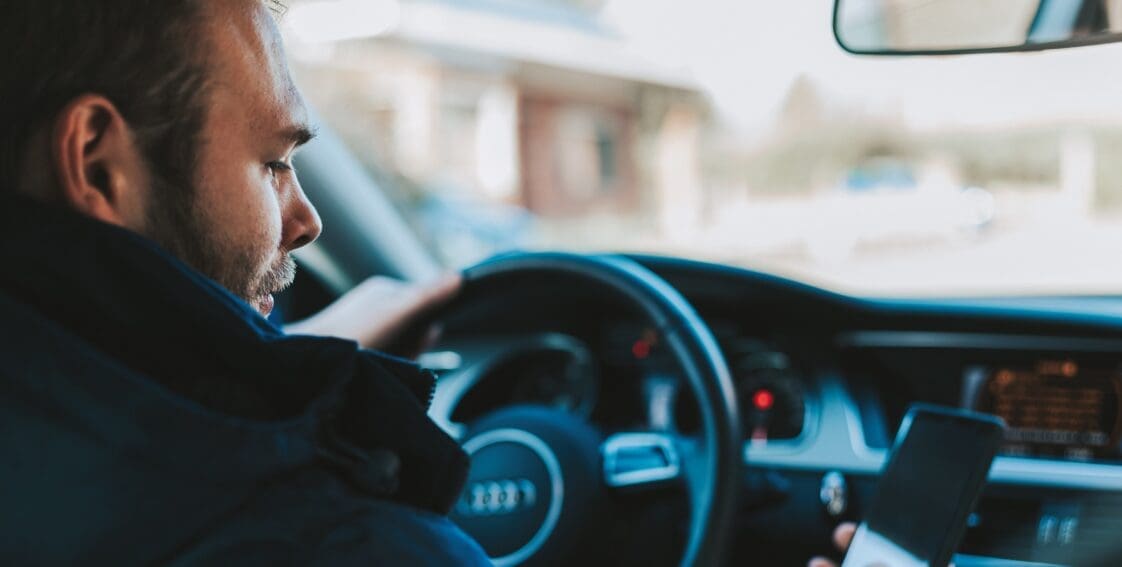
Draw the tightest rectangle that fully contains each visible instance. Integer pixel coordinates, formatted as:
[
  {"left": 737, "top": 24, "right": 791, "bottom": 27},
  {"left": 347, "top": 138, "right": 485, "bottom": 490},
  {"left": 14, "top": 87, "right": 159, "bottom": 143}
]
[{"left": 249, "top": 253, "right": 294, "bottom": 317}]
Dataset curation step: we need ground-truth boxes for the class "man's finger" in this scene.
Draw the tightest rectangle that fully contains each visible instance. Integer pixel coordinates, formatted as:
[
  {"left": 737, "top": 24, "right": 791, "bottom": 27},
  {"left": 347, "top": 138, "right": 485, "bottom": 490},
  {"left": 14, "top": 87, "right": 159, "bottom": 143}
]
[
  {"left": 378, "top": 274, "right": 462, "bottom": 333},
  {"left": 422, "top": 273, "right": 462, "bottom": 304},
  {"left": 834, "top": 522, "right": 857, "bottom": 551},
  {"left": 376, "top": 275, "right": 461, "bottom": 356},
  {"left": 807, "top": 523, "right": 857, "bottom": 567}
]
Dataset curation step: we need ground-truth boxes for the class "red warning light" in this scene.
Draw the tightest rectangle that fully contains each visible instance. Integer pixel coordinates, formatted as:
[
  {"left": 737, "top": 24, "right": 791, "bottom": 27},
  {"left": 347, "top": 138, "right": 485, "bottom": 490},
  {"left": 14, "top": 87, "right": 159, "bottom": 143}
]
[
  {"left": 752, "top": 389, "right": 775, "bottom": 411},
  {"left": 632, "top": 340, "right": 651, "bottom": 359}
]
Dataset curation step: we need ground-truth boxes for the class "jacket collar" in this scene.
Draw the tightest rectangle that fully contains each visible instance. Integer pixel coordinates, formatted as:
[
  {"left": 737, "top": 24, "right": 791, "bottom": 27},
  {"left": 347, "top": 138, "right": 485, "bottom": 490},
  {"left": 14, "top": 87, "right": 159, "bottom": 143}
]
[{"left": 0, "top": 194, "right": 467, "bottom": 513}]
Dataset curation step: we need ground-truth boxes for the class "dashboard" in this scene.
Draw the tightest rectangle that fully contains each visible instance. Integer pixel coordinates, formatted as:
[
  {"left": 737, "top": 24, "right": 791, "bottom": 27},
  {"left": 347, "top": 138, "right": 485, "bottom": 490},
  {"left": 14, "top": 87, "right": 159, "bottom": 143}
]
[{"left": 421, "top": 255, "right": 1122, "bottom": 566}]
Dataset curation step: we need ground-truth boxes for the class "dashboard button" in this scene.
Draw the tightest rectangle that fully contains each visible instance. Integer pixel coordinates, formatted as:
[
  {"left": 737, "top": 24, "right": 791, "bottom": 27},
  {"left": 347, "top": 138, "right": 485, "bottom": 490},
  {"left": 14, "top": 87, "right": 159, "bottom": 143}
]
[
  {"left": 1037, "top": 515, "right": 1057, "bottom": 545},
  {"left": 1058, "top": 517, "right": 1078, "bottom": 546},
  {"left": 819, "top": 471, "right": 848, "bottom": 518}
]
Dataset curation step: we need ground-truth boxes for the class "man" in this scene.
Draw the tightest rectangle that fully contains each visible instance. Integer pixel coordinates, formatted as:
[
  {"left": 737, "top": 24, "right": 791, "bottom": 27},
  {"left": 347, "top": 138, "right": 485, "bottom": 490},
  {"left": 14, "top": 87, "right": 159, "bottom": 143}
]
[{"left": 0, "top": 0, "right": 488, "bottom": 564}]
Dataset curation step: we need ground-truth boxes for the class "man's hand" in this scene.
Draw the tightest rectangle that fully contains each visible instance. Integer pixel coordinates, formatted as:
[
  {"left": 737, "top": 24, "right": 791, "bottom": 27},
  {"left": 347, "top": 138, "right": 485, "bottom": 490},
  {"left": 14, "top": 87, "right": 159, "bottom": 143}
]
[
  {"left": 808, "top": 522, "right": 857, "bottom": 567},
  {"left": 285, "top": 274, "right": 461, "bottom": 357},
  {"left": 809, "top": 523, "right": 956, "bottom": 567}
]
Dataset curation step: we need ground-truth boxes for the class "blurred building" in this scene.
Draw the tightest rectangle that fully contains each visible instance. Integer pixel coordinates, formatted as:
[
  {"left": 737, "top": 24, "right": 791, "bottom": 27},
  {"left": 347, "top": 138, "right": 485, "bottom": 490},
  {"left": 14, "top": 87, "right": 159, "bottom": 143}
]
[{"left": 285, "top": 0, "right": 706, "bottom": 227}]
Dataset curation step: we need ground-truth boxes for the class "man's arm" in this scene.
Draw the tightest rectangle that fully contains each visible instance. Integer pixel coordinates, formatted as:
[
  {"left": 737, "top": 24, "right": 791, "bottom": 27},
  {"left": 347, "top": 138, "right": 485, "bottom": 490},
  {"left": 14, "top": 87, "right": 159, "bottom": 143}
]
[{"left": 285, "top": 274, "right": 461, "bottom": 356}]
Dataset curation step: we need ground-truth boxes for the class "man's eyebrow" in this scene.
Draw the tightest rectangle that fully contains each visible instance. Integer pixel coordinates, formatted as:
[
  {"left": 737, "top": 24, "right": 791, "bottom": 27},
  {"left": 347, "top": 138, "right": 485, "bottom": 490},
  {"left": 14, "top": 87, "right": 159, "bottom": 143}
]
[{"left": 283, "top": 124, "right": 318, "bottom": 148}]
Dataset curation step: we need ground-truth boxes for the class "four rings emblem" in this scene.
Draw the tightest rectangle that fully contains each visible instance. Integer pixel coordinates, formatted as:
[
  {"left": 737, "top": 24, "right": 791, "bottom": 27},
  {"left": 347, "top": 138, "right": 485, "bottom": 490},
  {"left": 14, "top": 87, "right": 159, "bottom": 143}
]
[{"left": 457, "top": 479, "right": 538, "bottom": 516}]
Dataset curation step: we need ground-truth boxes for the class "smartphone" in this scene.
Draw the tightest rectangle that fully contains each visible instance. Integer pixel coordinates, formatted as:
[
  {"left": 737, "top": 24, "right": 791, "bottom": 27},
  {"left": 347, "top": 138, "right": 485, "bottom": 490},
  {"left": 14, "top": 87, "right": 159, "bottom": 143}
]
[{"left": 842, "top": 404, "right": 1005, "bottom": 567}]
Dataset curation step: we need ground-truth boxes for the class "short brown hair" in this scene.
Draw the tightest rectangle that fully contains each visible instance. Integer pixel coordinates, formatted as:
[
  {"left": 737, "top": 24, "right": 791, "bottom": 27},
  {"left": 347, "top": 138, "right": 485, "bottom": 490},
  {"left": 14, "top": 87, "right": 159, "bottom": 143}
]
[{"left": 0, "top": 1, "right": 283, "bottom": 194}]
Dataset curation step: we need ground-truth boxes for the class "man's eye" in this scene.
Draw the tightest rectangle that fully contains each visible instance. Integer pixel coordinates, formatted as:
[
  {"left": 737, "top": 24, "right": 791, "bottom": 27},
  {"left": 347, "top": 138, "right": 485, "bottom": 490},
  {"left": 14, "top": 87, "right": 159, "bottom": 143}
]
[{"left": 267, "top": 161, "right": 294, "bottom": 173}]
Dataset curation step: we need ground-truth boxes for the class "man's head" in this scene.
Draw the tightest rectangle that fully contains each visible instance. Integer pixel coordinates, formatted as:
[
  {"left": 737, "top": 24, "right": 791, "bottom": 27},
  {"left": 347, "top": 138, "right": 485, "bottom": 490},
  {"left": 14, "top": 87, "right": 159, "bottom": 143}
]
[{"left": 0, "top": 0, "right": 322, "bottom": 316}]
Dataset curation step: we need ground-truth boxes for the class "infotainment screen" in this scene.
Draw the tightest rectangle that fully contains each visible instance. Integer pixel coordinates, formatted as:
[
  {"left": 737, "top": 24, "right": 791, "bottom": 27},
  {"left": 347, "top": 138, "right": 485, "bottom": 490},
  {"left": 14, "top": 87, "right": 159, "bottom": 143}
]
[{"left": 962, "top": 360, "right": 1122, "bottom": 460}]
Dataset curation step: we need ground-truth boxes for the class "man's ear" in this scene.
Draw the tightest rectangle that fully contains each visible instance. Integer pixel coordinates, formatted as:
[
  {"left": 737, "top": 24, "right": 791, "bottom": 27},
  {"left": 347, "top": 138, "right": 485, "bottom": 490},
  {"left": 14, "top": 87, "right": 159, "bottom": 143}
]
[{"left": 50, "top": 94, "right": 151, "bottom": 229}]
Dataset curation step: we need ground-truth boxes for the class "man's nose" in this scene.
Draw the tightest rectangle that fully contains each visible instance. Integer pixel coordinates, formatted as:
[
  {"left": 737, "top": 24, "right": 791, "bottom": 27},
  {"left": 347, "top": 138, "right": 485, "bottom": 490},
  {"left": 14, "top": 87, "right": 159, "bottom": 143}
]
[{"left": 281, "top": 180, "right": 322, "bottom": 251}]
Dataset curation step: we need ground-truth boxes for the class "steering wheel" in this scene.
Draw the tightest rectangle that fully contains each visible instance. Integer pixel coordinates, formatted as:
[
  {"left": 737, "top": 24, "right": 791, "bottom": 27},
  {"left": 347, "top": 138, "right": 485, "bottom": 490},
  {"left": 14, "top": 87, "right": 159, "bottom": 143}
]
[{"left": 428, "top": 252, "right": 740, "bottom": 566}]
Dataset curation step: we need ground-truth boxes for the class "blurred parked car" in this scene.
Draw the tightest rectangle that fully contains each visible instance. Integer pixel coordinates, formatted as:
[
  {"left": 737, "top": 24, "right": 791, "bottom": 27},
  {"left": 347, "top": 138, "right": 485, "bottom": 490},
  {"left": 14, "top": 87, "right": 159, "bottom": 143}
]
[{"left": 805, "top": 158, "right": 996, "bottom": 262}]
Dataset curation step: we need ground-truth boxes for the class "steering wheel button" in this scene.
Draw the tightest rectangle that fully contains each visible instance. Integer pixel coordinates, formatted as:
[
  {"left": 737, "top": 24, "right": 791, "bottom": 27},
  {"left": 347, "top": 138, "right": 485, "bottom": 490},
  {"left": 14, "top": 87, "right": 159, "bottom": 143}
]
[{"left": 615, "top": 448, "right": 670, "bottom": 472}]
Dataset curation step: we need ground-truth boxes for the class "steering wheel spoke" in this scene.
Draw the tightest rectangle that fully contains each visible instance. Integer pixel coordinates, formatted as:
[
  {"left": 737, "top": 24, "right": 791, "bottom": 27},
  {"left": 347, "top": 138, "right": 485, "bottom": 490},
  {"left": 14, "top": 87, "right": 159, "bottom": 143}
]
[{"left": 602, "top": 432, "right": 683, "bottom": 489}]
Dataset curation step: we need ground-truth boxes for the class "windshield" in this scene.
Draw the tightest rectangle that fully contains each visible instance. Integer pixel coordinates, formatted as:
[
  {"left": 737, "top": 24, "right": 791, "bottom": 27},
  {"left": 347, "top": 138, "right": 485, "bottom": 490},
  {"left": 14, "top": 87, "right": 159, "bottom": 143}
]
[{"left": 282, "top": 0, "right": 1122, "bottom": 297}]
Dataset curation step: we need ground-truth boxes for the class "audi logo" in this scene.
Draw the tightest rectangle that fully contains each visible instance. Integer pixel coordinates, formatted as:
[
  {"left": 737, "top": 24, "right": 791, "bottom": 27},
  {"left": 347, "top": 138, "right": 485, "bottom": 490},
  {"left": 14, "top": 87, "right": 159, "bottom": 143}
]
[{"left": 456, "top": 479, "right": 538, "bottom": 516}]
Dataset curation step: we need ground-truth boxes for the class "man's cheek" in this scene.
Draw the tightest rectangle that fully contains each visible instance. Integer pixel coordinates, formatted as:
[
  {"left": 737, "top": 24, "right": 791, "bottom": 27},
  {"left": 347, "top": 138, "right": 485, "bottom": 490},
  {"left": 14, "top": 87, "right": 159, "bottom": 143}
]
[
  {"left": 229, "top": 176, "right": 282, "bottom": 247},
  {"left": 252, "top": 175, "right": 287, "bottom": 247}
]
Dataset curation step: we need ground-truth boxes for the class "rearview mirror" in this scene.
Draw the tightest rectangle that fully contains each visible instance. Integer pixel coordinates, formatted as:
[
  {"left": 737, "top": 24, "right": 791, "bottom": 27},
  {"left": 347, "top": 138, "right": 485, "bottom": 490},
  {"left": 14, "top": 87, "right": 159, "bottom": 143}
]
[{"left": 834, "top": 0, "right": 1122, "bottom": 55}]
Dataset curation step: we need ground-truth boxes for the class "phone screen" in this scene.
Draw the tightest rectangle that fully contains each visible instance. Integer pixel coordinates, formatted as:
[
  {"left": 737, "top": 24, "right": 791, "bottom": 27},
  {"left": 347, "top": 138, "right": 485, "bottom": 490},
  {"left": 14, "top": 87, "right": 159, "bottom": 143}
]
[{"left": 843, "top": 405, "right": 1004, "bottom": 567}]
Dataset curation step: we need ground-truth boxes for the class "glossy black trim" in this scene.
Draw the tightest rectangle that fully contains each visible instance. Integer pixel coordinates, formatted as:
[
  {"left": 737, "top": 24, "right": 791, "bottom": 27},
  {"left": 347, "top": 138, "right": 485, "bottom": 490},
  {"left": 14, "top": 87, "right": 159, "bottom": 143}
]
[{"left": 838, "top": 331, "right": 1122, "bottom": 352}]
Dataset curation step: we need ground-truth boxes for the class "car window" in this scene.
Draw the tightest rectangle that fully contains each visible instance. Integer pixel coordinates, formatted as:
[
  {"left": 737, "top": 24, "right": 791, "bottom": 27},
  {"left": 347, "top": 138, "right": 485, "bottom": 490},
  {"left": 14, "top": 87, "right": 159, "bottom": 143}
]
[{"left": 282, "top": 0, "right": 1122, "bottom": 297}]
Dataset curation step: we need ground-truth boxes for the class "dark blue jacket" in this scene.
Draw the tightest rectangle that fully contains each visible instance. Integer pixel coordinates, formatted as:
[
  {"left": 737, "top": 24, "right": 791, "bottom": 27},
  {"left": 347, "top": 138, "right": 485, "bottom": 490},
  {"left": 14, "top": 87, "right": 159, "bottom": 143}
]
[{"left": 0, "top": 195, "right": 490, "bottom": 565}]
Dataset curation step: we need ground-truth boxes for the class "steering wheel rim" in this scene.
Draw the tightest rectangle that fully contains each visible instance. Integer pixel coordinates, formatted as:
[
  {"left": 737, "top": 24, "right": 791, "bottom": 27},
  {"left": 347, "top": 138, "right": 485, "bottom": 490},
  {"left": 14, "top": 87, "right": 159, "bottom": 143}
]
[{"left": 443, "top": 252, "right": 741, "bottom": 566}]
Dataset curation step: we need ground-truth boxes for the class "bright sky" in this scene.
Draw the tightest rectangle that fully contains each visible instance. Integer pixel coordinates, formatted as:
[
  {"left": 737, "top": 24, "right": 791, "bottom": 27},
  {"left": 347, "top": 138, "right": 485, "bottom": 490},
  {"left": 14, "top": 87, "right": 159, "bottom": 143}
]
[{"left": 602, "top": 0, "right": 1122, "bottom": 137}]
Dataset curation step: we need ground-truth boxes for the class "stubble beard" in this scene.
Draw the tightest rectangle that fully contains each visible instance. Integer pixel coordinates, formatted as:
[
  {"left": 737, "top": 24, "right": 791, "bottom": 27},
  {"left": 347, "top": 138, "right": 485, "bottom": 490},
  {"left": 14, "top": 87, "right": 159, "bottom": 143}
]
[{"left": 144, "top": 174, "right": 296, "bottom": 316}]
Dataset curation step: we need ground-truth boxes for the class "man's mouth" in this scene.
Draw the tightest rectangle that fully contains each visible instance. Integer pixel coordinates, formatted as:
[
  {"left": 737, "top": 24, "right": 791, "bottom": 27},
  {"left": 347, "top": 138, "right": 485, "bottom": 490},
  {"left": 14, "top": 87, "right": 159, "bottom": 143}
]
[{"left": 251, "top": 253, "right": 295, "bottom": 317}]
